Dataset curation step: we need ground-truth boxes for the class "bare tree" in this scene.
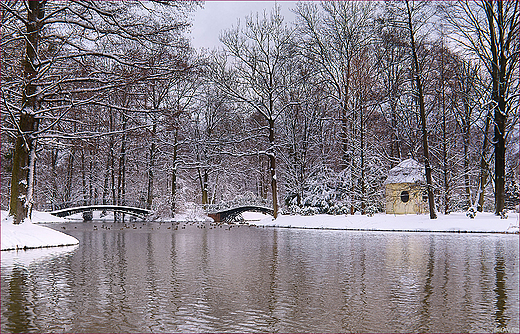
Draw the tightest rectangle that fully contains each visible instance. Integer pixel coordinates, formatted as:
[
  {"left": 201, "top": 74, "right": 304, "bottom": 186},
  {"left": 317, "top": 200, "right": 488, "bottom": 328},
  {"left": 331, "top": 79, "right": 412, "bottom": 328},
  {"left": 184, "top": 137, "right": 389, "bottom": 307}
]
[
  {"left": 374, "top": 16, "right": 409, "bottom": 165},
  {"left": 295, "top": 1, "right": 375, "bottom": 190},
  {"left": 214, "top": 7, "right": 296, "bottom": 218},
  {"left": 444, "top": 0, "right": 519, "bottom": 215},
  {"left": 388, "top": 0, "right": 437, "bottom": 219},
  {"left": 1, "top": 0, "right": 196, "bottom": 223}
]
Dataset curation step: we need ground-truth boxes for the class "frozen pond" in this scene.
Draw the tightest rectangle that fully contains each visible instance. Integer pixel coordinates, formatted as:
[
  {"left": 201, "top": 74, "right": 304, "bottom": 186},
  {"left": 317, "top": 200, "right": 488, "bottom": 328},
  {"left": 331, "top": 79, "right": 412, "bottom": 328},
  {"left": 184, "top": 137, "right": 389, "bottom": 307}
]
[{"left": 1, "top": 221, "right": 519, "bottom": 333}]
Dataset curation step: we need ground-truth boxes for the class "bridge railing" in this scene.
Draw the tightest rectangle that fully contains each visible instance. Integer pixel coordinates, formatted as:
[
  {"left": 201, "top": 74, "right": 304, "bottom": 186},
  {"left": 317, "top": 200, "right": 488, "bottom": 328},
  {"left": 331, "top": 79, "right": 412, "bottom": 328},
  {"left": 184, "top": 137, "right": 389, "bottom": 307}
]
[
  {"left": 44, "top": 199, "right": 148, "bottom": 212},
  {"left": 203, "top": 197, "right": 272, "bottom": 213}
]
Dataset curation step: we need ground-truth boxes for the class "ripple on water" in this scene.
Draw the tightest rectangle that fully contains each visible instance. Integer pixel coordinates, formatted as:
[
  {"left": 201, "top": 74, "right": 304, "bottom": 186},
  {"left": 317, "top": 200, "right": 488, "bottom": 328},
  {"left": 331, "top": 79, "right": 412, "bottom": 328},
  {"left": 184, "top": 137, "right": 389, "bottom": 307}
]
[{"left": 1, "top": 224, "right": 518, "bottom": 333}]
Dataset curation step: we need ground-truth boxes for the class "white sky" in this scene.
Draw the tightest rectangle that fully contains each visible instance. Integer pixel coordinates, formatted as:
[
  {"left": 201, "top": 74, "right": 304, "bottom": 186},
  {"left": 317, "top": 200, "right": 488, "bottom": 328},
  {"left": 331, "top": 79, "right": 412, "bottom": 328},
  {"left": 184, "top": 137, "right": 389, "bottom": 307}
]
[{"left": 189, "top": 1, "right": 298, "bottom": 50}]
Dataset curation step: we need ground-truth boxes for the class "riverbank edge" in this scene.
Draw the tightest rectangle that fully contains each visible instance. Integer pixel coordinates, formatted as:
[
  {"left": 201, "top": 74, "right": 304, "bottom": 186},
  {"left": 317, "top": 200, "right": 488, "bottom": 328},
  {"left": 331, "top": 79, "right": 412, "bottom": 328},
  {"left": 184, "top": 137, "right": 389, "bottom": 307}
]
[
  {"left": 1, "top": 242, "right": 80, "bottom": 252},
  {"left": 1, "top": 211, "right": 80, "bottom": 251},
  {"left": 258, "top": 224, "right": 519, "bottom": 234},
  {"left": 255, "top": 212, "right": 519, "bottom": 235}
]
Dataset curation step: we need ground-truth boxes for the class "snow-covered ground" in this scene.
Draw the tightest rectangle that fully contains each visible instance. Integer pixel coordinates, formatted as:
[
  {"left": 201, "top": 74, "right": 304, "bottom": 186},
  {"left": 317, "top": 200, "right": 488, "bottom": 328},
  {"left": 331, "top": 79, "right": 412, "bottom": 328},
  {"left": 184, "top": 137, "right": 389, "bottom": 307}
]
[
  {"left": 1, "top": 211, "right": 79, "bottom": 251},
  {"left": 243, "top": 212, "right": 270, "bottom": 221},
  {"left": 1, "top": 209, "right": 517, "bottom": 252},
  {"left": 257, "top": 212, "right": 519, "bottom": 234}
]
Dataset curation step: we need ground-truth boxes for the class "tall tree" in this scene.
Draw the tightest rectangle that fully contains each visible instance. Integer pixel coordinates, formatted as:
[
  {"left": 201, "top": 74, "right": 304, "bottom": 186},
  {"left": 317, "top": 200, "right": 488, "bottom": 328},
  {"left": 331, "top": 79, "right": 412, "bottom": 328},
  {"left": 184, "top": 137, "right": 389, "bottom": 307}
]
[
  {"left": 388, "top": 0, "right": 437, "bottom": 219},
  {"left": 444, "top": 0, "right": 519, "bottom": 215},
  {"left": 214, "top": 7, "right": 296, "bottom": 218},
  {"left": 6, "top": 1, "right": 46, "bottom": 223},
  {"left": 295, "top": 1, "right": 375, "bottom": 192},
  {"left": 1, "top": 0, "right": 196, "bottom": 223},
  {"left": 374, "top": 16, "right": 408, "bottom": 165}
]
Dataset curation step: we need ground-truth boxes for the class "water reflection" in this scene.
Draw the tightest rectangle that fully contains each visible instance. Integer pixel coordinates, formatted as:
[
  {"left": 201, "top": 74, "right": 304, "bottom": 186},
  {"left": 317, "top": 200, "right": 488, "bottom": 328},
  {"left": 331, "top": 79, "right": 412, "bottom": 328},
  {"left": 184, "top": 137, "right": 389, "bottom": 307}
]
[
  {"left": 1, "top": 223, "right": 518, "bottom": 333},
  {"left": 5, "top": 265, "right": 35, "bottom": 333},
  {"left": 495, "top": 241, "right": 508, "bottom": 331}
]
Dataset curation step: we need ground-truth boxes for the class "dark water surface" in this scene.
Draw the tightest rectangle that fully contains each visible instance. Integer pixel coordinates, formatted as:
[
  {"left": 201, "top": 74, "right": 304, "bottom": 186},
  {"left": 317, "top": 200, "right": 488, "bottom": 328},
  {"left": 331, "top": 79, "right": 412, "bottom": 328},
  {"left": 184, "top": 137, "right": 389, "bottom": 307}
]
[{"left": 1, "top": 221, "right": 518, "bottom": 333}]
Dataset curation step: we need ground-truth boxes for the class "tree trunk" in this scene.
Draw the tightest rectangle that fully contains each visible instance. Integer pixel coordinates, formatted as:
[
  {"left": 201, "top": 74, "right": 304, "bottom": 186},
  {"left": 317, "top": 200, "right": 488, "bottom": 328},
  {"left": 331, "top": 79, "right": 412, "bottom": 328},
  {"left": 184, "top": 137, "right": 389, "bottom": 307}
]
[
  {"left": 268, "top": 119, "right": 278, "bottom": 218},
  {"left": 390, "top": 101, "right": 400, "bottom": 165},
  {"left": 477, "top": 109, "right": 492, "bottom": 211},
  {"left": 463, "top": 117, "right": 471, "bottom": 209},
  {"left": 201, "top": 169, "right": 209, "bottom": 205},
  {"left": 406, "top": 0, "right": 437, "bottom": 219},
  {"left": 9, "top": 1, "right": 46, "bottom": 224},
  {"left": 81, "top": 150, "right": 87, "bottom": 206},
  {"left": 146, "top": 123, "right": 156, "bottom": 210},
  {"left": 89, "top": 150, "right": 94, "bottom": 205},
  {"left": 9, "top": 115, "right": 38, "bottom": 223},
  {"left": 171, "top": 128, "right": 178, "bottom": 217},
  {"left": 485, "top": 0, "right": 507, "bottom": 215},
  {"left": 118, "top": 114, "right": 127, "bottom": 207},
  {"left": 51, "top": 148, "right": 59, "bottom": 209},
  {"left": 442, "top": 105, "right": 449, "bottom": 214},
  {"left": 360, "top": 104, "right": 365, "bottom": 214},
  {"left": 440, "top": 44, "right": 450, "bottom": 215},
  {"left": 108, "top": 111, "right": 116, "bottom": 207},
  {"left": 494, "top": 105, "right": 506, "bottom": 215},
  {"left": 340, "top": 101, "right": 350, "bottom": 171},
  {"left": 102, "top": 165, "right": 109, "bottom": 205}
]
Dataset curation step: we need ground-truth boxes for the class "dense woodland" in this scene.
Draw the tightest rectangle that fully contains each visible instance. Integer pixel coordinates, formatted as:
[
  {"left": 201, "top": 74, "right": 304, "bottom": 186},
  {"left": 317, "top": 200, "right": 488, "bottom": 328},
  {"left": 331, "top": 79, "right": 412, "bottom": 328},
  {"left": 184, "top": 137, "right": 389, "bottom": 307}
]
[{"left": 1, "top": 1, "right": 518, "bottom": 223}]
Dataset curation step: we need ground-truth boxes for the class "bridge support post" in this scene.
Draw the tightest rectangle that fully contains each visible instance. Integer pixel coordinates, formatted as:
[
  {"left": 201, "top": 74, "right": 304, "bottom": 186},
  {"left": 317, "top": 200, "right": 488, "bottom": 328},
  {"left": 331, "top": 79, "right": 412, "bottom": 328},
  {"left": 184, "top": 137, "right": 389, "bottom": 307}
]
[{"left": 83, "top": 211, "right": 93, "bottom": 221}]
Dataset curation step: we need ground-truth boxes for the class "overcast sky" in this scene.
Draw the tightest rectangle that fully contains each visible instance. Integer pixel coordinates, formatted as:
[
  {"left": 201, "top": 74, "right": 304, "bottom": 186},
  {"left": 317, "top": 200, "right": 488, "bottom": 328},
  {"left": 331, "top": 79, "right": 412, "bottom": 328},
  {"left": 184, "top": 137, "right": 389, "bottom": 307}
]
[{"left": 189, "top": 1, "right": 298, "bottom": 50}]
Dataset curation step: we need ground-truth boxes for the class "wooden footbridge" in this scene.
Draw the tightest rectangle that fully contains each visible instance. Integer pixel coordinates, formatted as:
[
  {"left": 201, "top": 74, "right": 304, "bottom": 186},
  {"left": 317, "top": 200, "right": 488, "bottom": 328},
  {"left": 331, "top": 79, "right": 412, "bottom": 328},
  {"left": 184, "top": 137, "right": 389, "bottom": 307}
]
[
  {"left": 205, "top": 205, "right": 273, "bottom": 223},
  {"left": 45, "top": 196, "right": 273, "bottom": 222},
  {"left": 204, "top": 197, "right": 274, "bottom": 222},
  {"left": 46, "top": 200, "right": 150, "bottom": 220}
]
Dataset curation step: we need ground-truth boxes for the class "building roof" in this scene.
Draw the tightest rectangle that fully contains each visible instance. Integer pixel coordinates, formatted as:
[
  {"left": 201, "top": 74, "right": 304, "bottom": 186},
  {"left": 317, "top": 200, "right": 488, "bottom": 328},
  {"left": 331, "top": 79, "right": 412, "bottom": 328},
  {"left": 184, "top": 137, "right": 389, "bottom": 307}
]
[{"left": 384, "top": 158, "right": 425, "bottom": 185}]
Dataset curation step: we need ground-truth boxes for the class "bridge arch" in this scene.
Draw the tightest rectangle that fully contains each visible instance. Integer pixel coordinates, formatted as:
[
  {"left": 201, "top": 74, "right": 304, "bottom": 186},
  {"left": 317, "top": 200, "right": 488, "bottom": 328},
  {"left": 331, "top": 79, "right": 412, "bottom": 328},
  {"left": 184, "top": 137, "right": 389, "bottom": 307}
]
[
  {"left": 207, "top": 205, "right": 273, "bottom": 223},
  {"left": 49, "top": 205, "right": 150, "bottom": 220}
]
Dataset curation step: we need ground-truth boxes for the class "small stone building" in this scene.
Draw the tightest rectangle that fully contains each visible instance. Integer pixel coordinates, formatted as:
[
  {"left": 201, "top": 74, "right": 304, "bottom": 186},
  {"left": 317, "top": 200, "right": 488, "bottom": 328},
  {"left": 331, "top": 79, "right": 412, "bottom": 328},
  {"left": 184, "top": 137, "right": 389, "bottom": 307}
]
[{"left": 384, "top": 158, "right": 429, "bottom": 215}]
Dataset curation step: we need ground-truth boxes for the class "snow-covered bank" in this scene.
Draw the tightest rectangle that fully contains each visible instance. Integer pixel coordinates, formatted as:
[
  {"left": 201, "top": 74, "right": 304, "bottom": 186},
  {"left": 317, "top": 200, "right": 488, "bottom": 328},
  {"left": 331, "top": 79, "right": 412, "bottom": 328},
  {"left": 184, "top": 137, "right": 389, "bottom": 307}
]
[
  {"left": 1, "top": 244, "right": 78, "bottom": 268},
  {"left": 258, "top": 212, "right": 520, "bottom": 234},
  {"left": 1, "top": 211, "right": 79, "bottom": 251}
]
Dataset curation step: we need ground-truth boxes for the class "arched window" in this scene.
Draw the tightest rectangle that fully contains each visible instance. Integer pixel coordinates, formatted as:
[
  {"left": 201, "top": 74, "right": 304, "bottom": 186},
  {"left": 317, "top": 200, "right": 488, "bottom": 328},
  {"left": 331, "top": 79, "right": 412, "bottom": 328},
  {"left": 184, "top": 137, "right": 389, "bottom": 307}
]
[{"left": 400, "top": 190, "right": 410, "bottom": 203}]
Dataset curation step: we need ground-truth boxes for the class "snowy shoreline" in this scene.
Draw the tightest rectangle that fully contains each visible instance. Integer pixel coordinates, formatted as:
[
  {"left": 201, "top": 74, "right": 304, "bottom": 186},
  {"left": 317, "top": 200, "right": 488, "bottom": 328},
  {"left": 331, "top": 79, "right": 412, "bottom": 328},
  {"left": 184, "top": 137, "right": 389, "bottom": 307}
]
[
  {"left": 1, "top": 211, "right": 79, "bottom": 251},
  {"left": 255, "top": 212, "right": 520, "bottom": 234},
  {"left": 1, "top": 210, "right": 518, "bottom": 252}
]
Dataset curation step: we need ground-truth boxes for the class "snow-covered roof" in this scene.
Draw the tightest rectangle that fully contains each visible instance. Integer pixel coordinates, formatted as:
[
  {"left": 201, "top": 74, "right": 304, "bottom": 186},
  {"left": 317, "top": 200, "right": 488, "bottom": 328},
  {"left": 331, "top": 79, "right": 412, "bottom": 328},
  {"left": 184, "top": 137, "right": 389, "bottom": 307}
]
[{"left": 384, "top": 158, "right": 425, "bottom": 184}]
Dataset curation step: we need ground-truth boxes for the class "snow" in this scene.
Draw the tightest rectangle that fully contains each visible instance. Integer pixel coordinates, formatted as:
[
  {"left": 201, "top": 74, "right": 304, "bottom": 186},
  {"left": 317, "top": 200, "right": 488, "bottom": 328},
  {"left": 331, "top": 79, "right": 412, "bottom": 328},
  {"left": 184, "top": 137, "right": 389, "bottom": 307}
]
[
  {"left": 242, "top": 212, "right": 271, "bottom": 221},
  {"left": 257, "top": 212, "right": 519, "bottom": 234},
  {"left": 1, "top": 211, "right": 79, "bottom": 251},
  {"left": 2, "top": 208, "right": 517, "bottom": 252},
  {"left": 51, "top": 204, "right": 149, "bottom": 215},
  {"left": 65, "top": 211, "right": 116, "bottom": 221},
  {"left": 166, "top": 213, "right": 213, "bottom": 223},
  {"left": 384, "top": 158, "right": 425, "bottom": 184}
]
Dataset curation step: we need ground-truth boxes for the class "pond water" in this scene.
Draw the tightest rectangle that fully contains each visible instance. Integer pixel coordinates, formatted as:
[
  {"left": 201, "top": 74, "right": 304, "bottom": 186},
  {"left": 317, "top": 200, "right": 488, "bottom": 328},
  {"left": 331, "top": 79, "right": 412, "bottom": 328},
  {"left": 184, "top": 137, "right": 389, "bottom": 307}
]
[{"left": 1, "top": 221, "right": 519, "bottom": 333}]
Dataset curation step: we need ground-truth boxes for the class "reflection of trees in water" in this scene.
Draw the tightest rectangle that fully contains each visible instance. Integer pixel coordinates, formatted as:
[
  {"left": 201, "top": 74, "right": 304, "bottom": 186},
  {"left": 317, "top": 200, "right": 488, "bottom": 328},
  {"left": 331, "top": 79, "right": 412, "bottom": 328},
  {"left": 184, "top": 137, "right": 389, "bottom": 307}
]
[
  {"left": 267, "top": 228, "right": 280, "bottom": 332},
  {"left": 5, "top": 265, "right": 36, "bottom": 333},
  {"left": 494, "top": 243, "right": 508, "bottom": 331},
  {"left": 418, "top": 236, "right": 435, "bottom": 331}
]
